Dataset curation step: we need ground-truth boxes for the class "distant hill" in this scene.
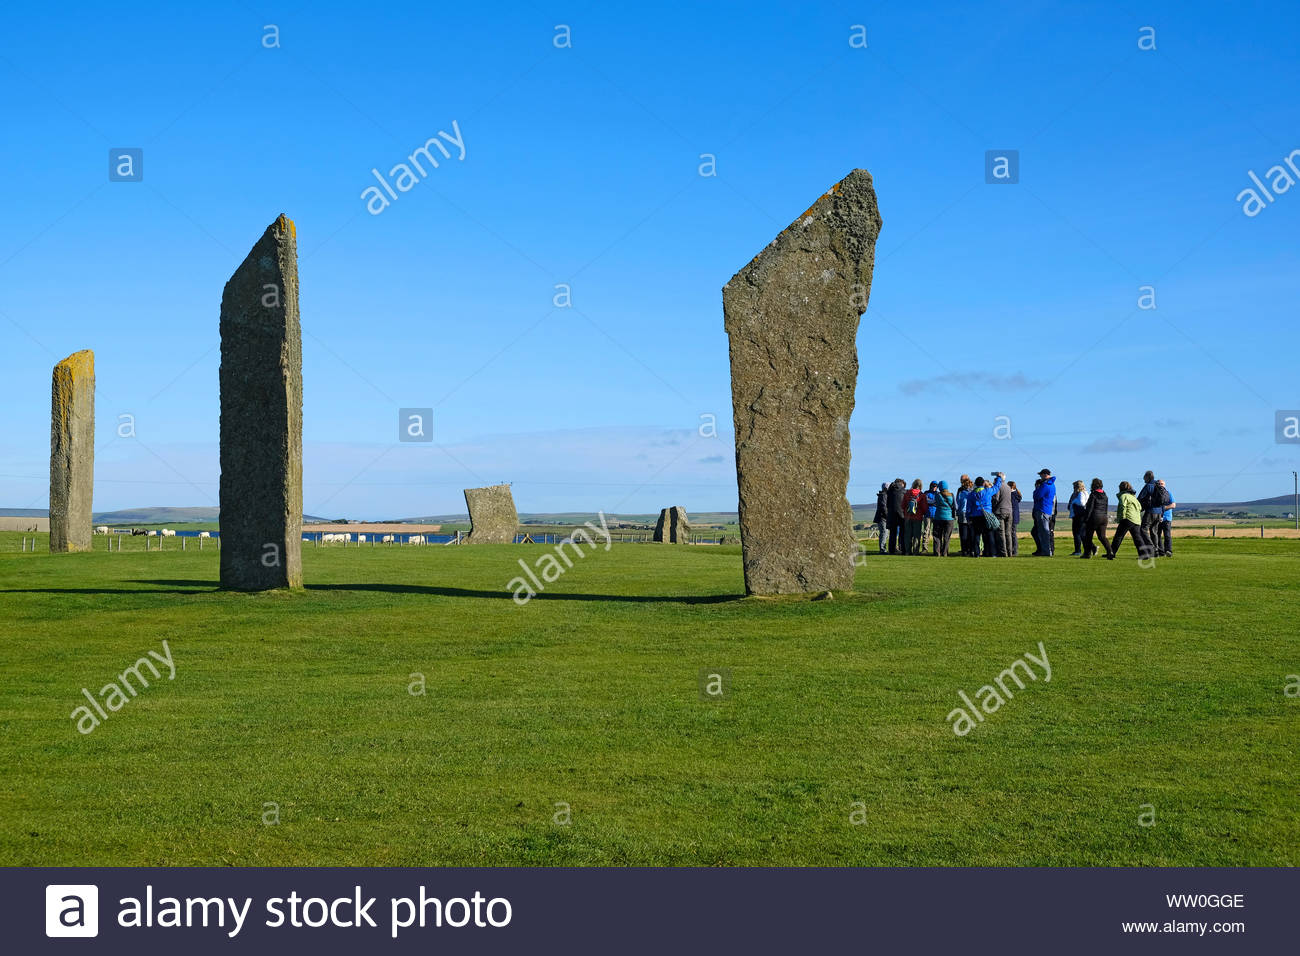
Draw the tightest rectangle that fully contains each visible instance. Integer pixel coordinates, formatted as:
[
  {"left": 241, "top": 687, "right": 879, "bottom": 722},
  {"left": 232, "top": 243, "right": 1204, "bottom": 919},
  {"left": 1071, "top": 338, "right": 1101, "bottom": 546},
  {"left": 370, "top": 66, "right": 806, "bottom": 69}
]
[{"left": 0, "top": 507, "right": 329, "bottom": 525}]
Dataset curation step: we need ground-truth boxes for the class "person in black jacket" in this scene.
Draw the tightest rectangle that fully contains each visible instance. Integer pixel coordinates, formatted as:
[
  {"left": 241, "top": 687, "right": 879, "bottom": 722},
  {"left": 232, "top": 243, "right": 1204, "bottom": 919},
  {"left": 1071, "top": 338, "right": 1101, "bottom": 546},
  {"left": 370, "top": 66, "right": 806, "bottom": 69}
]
[
  {"left": 873, "top": 482, "right": 889, "bottom": 554},
  {"left": 1137, "top": 469, "right": 1162, "bottom": 556},
  {"left": 1008, "top": 481, "right": 1023, "bottom": 556},
  {"left": 1081, "top": 477, "right": 1112, "bottom": 558},
  {"left": 886, "top": 478, "right": 906, "bottom": 555}
]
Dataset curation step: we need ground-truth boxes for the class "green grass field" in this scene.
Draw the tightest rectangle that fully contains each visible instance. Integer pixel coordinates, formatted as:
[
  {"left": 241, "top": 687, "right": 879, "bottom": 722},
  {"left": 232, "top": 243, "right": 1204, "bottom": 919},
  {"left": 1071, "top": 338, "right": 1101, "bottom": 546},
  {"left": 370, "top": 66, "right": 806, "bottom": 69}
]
[{"left": 1, "top": 531, "right": 1296, "bottom": 866}]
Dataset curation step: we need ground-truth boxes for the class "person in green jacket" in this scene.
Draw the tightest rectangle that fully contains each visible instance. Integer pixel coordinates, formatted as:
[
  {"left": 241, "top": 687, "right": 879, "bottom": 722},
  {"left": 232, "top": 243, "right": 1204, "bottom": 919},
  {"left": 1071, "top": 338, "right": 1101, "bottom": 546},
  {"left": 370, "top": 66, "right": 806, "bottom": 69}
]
[{"left": 1108, "top": 480, "right": 1153, "bottom": 560}]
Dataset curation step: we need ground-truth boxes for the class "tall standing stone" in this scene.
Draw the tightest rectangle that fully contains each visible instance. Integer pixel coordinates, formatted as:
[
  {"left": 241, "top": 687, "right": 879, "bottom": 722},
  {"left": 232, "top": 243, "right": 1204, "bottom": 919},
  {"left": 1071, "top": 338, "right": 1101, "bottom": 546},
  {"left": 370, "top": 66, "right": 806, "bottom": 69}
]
[
  {"left": 653, "top": 506, "right": 690, "bottom": 543},
  {"left": 723, "top": 170, "right": 882, "bottom": 595},
  {"left": 463, "top": 484, "right": 518, "bottom": 543},
  {"left": 219, "top": 214, "right": 302, "bottom": 590},
  {"left": 49, "top": 349, "right": 95, "bottom": 552}
]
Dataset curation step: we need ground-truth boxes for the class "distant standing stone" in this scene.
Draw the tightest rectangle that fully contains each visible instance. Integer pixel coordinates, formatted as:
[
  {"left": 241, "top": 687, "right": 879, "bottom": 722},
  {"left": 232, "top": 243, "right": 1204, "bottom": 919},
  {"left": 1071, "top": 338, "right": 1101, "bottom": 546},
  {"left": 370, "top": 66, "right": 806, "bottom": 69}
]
[
  {"left": 464, "top": 484, "right": 518, "bottom": 543},
  {"left": 653, "top": 506, "right": 691, "bottom": 543},
  {"left": 219, "top": 214, "right": 303, "bottom": 590},
  {"left": 49, "top": 349, "right": 95, "bottom": 553},
  {"left": 723, "top": 169, "right": 882, "bottom": 594}
]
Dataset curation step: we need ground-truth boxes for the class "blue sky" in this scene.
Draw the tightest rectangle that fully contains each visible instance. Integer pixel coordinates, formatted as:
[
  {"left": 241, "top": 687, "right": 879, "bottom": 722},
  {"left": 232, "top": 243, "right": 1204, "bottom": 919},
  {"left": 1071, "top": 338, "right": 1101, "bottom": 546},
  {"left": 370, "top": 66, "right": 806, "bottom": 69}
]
[{"left": 2, "top": 0, "right": 1297, "bottom": 518}]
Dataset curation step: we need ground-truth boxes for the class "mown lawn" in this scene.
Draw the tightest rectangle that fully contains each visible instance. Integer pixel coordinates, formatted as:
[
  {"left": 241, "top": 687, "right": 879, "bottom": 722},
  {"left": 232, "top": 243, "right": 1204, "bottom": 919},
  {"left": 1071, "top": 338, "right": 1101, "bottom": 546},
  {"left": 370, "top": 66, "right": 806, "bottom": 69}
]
[{"left": 0, "top": 532, "right": 1296, "bottom": 866}]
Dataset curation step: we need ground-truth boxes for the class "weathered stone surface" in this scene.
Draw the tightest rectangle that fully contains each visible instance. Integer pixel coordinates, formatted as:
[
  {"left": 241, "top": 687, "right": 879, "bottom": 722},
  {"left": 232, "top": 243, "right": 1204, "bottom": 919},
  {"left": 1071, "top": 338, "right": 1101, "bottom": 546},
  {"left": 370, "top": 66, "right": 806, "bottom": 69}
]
[
  {"left": 49, "top": 349, "right": 95, "bottom": 553},
  {"left": 219, "top": 214, "right": 303, "bottom": 590},
  {"left": 464, "top": 484, "right": 518, "bottom": 543},
  {"left": 723, "top": 169, "right": 882, "bottom": 595},
  {"left": 653, "top": 506, "right": 690, "bottom": 543}
]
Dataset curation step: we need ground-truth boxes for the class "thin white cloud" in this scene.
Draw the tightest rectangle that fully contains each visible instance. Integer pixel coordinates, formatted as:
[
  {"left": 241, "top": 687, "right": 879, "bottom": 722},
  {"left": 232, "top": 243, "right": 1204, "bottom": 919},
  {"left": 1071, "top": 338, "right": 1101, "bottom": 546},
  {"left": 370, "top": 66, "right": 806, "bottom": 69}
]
[{"left": 1081, "top": 436, "right": 1155, "bottom": 454}]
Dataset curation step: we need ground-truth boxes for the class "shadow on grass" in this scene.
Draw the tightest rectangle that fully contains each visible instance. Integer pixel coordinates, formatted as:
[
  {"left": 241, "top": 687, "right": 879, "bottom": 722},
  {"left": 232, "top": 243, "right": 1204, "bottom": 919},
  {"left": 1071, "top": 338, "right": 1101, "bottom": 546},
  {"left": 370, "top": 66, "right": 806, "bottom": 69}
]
[{"left": 0, "top": 579, "right": 744, "bottom": 604}]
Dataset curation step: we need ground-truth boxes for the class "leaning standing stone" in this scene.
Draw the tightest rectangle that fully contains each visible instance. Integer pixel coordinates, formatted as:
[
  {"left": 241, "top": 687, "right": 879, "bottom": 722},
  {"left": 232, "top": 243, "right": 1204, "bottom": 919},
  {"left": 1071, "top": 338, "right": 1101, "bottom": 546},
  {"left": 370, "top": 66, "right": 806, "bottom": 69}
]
[
  {"left": 723, "top": 169, "right": 882, "bottom": 594},
  {"left": 49, "top": 349, "right": 95, "bottom": 552},
  {"left": 653, "top": 506, "right": 690, "bottom": 543},
  {"left": 219, "top": 214, "right": 303, "bottom": 589},
  {"left": 463, "top": 484, "right": 518, "bottom": 543}
]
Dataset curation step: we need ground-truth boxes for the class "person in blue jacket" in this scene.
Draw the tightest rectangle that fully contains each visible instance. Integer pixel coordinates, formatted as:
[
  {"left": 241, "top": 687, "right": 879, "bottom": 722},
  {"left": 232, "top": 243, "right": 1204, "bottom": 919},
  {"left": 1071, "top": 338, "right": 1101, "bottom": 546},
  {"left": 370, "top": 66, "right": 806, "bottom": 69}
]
[
  {"left": 962, "top": 477, "right": 983, "bottom": 556},
  {"left": 931, "top": 480, "right": 958, "bottom": 556},
  {"left": 955, "top": 477, "right": 972, "bottom": 556},
  {"left": 968, "top": 474, "right": 1002, "bottom": 557},
  {"left": 1156, "top": 479, "right": 1176, "bottom": 557},
  {"left": 1032, "top": 469, "right": 1057, "bottom": 556}
]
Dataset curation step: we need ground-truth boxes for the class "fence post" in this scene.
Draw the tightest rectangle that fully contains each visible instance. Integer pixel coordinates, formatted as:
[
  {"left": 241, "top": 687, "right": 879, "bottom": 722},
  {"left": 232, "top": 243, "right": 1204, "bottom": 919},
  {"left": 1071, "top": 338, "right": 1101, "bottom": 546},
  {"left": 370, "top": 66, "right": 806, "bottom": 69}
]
[
  {"left": 182, "top": 537, "right": 186, "bottom": 551},
  {"left": 1212, "top": 525, "right": 1215, "bottom": 538},
  {"left": 1261, "top": 524, "right": 1264, "bottom": 539}
]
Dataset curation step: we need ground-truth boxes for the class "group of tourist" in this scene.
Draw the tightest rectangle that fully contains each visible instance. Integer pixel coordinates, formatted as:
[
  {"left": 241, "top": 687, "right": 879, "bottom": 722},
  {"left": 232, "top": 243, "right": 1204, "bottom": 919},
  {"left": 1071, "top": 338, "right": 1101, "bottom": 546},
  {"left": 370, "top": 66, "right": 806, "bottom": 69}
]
[{"left": 871, "top": 469, "right": 1176, "bottom": 560}]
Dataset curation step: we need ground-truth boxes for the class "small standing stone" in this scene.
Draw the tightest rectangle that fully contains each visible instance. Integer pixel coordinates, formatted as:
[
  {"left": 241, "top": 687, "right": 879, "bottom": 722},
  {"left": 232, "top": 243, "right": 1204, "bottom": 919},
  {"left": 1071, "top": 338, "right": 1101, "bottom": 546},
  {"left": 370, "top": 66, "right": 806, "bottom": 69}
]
[
  {"left": 49, "top": 349, "right": 95, "bottom": 553},
  {"left": 463, "top": 484, "right": 518, "bottom": 543},
  {"left": 653, "top": 506, "right": 691, "bottom": 543},
  {"left": 723, "top": 169, "right": 882, "bottom": 595},
  {"left": 219, "top": 214, "right": 303, "bottom": 590}
]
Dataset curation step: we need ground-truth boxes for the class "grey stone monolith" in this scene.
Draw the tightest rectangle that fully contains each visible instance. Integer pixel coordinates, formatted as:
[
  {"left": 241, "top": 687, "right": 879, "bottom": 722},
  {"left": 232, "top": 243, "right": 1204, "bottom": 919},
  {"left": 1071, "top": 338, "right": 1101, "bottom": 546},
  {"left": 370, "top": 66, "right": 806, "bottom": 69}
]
[
  {"left": 464, "top": 484, "right": 518, "bottom": 543},
  {"left": 49, "top": 349, "right": 95, "bottom": 552},
  {"left": 653, "top": 506, "right": 690, "bottom": 543},
  {"left": 723, "top": 169, "right": 882, "bottom": 595},
  {"left": 219, "top": 214, "right": 302, "bottom": 589}
]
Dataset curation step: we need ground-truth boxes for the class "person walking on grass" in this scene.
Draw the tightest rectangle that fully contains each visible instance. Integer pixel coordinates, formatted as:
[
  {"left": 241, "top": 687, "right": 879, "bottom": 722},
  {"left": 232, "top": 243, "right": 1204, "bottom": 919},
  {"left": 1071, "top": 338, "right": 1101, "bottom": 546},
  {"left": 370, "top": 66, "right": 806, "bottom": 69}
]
[
  {"left": 873, "top": 482, "right": 889, "bottom": 554},
  {"left": 1081, "top": 478, "right": 1112, "bottom": 559},
  {"left": 1068, "top": 479, "right": 1088, "bottom": 556},
  {"left": 1008, "top": 480, "right": 1022, "bottom": 556},
  {"left": 887, "top": 478, "right": 906, "bottom": 555},
  {"left": 903, "top": 479, "right": 926, "bottom": 555},
  {"left": 1137, "top": 469, "right": 1170, "bottom": 557},
  {"left": 1108, "top": 480, "right": 1154, "bottom": 560},
  {"left": 1157, "top": 479, "right": 1176, "bottom": 557},
  {"left": 955, "top": 476, "right": 972, "bottom": 556},
  {"left": 1032, "top": 469, "right": 1057, "bottom": 556},
  {"left": 992, "top": 471, "right": 1013, "bottom": 557},
  {"left": 932, "top": 480, "right": 957, "bottom": 556}
]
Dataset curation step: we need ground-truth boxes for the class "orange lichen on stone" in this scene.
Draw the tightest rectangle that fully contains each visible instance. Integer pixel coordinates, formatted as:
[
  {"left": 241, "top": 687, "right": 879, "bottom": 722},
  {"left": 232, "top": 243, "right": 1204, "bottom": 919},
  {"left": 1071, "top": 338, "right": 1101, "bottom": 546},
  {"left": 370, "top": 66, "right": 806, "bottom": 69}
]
[
  {"left": 277, "top": 213, "right": 296, "bottom": 238},
  {"left": 55, "top": 349, "right": 94, "bottom": 383}
]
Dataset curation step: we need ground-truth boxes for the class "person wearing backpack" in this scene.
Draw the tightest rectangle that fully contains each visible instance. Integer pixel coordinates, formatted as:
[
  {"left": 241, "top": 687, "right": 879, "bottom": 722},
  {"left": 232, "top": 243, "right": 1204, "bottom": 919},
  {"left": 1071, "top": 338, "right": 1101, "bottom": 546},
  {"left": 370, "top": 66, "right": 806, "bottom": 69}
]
[
  {"left": 1156, "top": 479, "right": 1176, "bottom": 557},
  {"left": 968, "top": 475, "right": 1001, "bottom": 557},
  {"left": 1081, "top": 478, "right": 1112, "bottom": 558},
  {"left": 1137, "top": 469, "right": 1168, "bottom": 557},
  {"left": 873, "top": 482, "right": 889, "bottom": 554},
  {"left": 932, "top": 480, "right": 958, "bottom": 556},
  {"left": 1108, "top": 480, "right": 1154, "bottom": 560},
  {"left": 903, "top": 479, "right": 926, "bottom": 555},
  {"left": 1067, "top": 480, "right": 1088, "bottom": 556},
  {"left": 886, "top": 478, "right": 907, "bottom": 555},
  {"left": 921, "top": 481, "right": 938, "bottom": 554}
]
